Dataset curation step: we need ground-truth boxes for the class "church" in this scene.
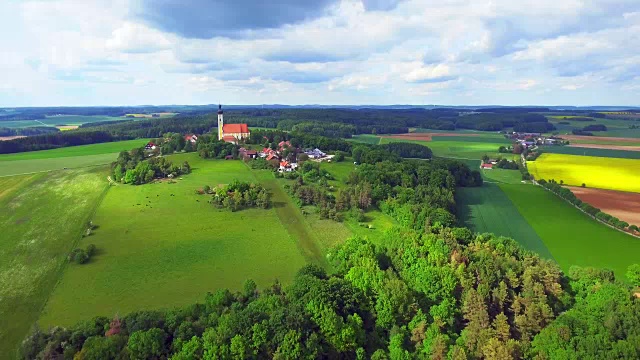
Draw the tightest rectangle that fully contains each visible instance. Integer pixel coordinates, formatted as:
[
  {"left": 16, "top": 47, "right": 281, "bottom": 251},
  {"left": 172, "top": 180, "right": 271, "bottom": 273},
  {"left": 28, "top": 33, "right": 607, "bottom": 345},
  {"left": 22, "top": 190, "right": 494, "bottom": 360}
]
[{"left": 217, "top": 105, "right": 250, "bottom": 143}]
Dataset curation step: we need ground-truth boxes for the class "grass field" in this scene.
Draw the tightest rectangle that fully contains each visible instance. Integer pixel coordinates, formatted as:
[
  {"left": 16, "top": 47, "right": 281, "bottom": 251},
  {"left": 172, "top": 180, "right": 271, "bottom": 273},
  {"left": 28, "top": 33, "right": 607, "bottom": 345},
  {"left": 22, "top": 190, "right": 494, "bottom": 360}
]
[
  {"left": 0, "top": 139, "right": 150, "bottom": 161},
  {"left": 39, "top": 154, "right": 308, "bottom": 328},
  {"left": 528, "top": 153, "right": 640, "bottom": 193},
  {"left": 0, "top": 115, "right": 132, "bottom": 129},
  {"left": 456, "top": 184, "right": 553, "bottom": 259},
  {"left": 539, "top": 145, "right": 640, "bottom": 159},
  {"left": 0, "top": 139, "right": 151, "bottom": 177},
  {"left": 500, "top": 184, "right": 640, "bottom": 279},
  {"left": 347, "top": 134, "right": 381, "bottom": 145},
  {"left": 380, "top": 137, "right": 515, "bottom": 160},
  {"left": 0, "top": 168, "right": 109, "bottom": 356}
]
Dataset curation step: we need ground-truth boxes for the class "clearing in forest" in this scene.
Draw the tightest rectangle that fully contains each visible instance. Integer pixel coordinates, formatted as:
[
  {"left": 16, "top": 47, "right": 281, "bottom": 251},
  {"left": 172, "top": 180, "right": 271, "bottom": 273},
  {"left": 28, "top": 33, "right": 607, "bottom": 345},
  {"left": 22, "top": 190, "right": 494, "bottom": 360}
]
[{"left": 528, "top": 153, "right": 640, "bottom": 193}]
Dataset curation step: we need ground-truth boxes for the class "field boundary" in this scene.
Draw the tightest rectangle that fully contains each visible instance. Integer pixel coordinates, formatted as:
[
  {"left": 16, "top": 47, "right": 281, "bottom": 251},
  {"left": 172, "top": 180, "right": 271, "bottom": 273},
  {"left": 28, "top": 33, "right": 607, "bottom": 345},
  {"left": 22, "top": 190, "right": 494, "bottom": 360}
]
[
  {"left": 532, "top": 180, "right": 640, "bottom": 239},
  {"left": 33, "top": 179, "right": 113, "bottom": 339}
]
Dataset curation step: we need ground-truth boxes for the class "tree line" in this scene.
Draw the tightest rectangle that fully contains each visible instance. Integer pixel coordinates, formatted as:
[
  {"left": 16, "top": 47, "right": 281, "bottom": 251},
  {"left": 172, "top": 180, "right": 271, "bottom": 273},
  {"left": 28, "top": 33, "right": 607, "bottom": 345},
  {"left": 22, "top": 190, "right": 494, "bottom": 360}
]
[
  {"left": 21, "top": 227, "right": 640, "bottom": 359},
  {"left": 538, "top": 179, "right": 637, "bottom": 231}
]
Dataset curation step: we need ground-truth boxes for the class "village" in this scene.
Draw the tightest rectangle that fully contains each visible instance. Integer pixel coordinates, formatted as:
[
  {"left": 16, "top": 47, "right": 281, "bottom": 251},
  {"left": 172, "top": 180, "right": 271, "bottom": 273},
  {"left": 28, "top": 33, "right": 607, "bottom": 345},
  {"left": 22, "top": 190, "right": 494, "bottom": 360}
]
[{"left": 143, "top": 105, "right": 333, "bottom": 173}]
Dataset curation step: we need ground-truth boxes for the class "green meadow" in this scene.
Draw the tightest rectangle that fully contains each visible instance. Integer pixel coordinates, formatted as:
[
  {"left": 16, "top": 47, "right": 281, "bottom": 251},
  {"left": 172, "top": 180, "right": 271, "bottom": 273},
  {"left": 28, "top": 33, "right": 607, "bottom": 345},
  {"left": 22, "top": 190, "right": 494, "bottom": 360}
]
[
  {"left": 380, "top": 137, "right": 514, "bottom": 160},
  {"left": 0, "top": 139, "right": 151, "bottom": 177},
  {"left": 40, "top": 154, "right": 308, "bottom": 327},
  {"left": 500, "top": 183, "right": 640, "bottom": 278},
  {"left": 348, "top": 134, "right": 381, "bottom": 145},
  {"left": 0, "top": 168, "right": 109, "bottom": 357},
  {"left": 0, "top": 115, "right": 130, "bottom": 128}
]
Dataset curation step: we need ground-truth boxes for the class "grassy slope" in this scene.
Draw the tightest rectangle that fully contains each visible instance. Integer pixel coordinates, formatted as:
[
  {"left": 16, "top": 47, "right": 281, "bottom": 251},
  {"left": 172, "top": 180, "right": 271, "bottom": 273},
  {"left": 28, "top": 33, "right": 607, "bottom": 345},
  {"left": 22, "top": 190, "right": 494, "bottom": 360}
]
[
  {"left": 39, "top": 154, "right": 307, "bottom": 328},
  {"left": 0, "top": 168, "right": 108, "bottom": 356},
  {"left": 500, "top": 183, "right": 640, "bottom": 279},
  {"left": 348, "top": 134, "right": 381, "bottom": 145},
  {"left": 528, "top": 153, "right": 640, "bottom": 193},
  {"left": 379, "top": 137, "right": 515, "bottom": 160},
  {"left": 456, "top": 183, "right": 554, "bottom": 259}
]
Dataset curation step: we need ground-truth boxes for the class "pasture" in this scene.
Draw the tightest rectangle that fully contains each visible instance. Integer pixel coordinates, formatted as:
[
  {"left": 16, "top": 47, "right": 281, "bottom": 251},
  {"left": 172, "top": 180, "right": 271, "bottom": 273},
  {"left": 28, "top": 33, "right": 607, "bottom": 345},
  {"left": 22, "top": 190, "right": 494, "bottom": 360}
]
[
  {"left": 0, "top": 168, "right": 109, "bottom": 356},
  {"left": 348, "top": 134, "right": 381, "bottom": 145},
  {"left": 528, "top": 153, "right": 640, "bottom": 193},
  {"left": 39, "top": 154, "right": 308, "bottom": 327},
  {"left": 540, "top": 145, "right": 640, "bottom": 159},
  {"left": 456, "top": 183, "right": 553, "bottom": 259},
  {"left": 500, "top": 184, "right": 640, "bottom": 279}
]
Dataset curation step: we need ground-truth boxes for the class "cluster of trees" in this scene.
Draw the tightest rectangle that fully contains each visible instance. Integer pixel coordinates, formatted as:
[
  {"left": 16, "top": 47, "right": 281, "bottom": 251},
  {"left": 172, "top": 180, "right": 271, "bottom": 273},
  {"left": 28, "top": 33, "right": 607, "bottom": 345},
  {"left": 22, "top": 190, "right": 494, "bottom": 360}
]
[
  {"left": 196, "top": 135, "right": 238, "bottom": 159},
  {"left": 495, "top": 158, "right": 519, "bottom": 170},
  {"left": 538, "top": 180, "right": 636, "bottom": 230},
  {"left": 68, "top": 244, "right": 96, "bottom": 265},
  {"left": 23, "top": 226, "right": 640, "bottom": 359},
  {"left": 289, "top": 121, "right": 356, "bottom": 138},
  {"left": 571, "top": 129, "right": 594, "bottom": 136},
  {"left": 111, "top": 148, "right": 191, "bottom": 185},
  {"left": 582, "top": 124, "right": 607, "bottom": 132},
  {"left": 210, "top": 180, "right": 271, "bottom": 211}
]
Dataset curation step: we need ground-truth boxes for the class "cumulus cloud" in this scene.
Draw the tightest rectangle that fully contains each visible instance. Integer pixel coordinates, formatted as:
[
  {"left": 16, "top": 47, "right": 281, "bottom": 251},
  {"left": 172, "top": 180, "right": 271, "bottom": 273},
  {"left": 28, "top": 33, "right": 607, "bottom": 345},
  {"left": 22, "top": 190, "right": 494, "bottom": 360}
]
[
  {"left": 135, "top": 0, "right": 339, "bottom": 39},
  {"left": 106, "top": 22, "right": 173, "bottom": 53}
]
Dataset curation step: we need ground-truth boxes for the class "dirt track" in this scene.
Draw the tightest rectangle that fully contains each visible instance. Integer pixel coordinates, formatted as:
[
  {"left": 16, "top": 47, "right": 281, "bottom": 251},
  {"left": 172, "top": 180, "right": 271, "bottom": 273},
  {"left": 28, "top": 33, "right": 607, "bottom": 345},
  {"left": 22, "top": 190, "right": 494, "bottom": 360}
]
[
  {"left": 567, "top": 144, "right": 640, "bottom": 152},
  {"left": 382, "top": 133, "right": 480, "bottom": 141},
  {"left": 571, "top": 186, "right": 640, "bottom": 226},
  {"left": 560, "top": 135, "right": 640, "bottom": 144}
]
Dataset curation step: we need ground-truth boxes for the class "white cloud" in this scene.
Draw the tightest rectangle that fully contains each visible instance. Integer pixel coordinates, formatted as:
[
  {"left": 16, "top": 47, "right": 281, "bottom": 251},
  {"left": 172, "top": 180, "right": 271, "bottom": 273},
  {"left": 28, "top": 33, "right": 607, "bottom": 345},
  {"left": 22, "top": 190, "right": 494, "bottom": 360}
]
[{"left": 106, "top": 22, "right": 173, "bottom": 54}]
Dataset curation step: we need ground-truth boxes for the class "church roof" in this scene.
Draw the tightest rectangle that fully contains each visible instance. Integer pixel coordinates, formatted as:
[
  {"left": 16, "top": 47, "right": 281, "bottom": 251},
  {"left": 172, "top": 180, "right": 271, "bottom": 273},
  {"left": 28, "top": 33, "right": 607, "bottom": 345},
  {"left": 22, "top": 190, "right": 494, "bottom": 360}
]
[{"left": 223, "top": 124, "right": 249, "bottom": 133}]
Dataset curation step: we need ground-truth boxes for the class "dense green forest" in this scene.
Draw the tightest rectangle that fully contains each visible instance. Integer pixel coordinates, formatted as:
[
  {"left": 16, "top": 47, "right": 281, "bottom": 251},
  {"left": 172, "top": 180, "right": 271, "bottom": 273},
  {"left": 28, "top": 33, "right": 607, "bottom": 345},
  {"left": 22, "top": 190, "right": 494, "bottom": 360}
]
[{"left": 23, "top": 229, "right": 640, "bottom": 359}]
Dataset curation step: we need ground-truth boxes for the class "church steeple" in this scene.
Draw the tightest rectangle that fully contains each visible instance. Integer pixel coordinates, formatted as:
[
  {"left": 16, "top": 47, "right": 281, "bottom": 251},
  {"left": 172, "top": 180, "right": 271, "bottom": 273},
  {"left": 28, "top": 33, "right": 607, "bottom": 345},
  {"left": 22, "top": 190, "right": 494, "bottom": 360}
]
[{"left": 217, "top": 104, "right": 224, "bottom": 140}]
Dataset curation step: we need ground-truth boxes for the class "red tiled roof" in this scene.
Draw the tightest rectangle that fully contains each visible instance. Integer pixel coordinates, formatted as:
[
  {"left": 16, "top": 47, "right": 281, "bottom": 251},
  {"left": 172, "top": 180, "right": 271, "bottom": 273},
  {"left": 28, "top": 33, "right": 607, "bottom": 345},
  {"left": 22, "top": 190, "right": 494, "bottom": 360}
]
[
  {"left": 222, "top": 136, "right": 237, "bottom": 143},
  {"left": 481, "top": 163, "right": 493, "bottom": 168},
  {"left": 280, "top": 161, "right": 289, "bottom": 167},
  {"left": 223, "top": 124, "right": 249, "bottom": 133},
  {"left": 246, "top": 150, "right": 258, "bottom": 155}
]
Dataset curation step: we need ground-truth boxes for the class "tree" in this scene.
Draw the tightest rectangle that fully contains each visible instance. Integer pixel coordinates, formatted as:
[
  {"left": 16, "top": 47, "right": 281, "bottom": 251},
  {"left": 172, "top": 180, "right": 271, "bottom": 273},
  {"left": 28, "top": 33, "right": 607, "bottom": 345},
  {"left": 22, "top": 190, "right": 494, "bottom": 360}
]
[
  {"left": 626, "top": 264, "right": 640, "bottom": 286},
  {"left": 334, "top": 151, "right": 345, "bottom": 162},
  {"left": 127, "top": 328, "right": 167, "bottom": 360}
]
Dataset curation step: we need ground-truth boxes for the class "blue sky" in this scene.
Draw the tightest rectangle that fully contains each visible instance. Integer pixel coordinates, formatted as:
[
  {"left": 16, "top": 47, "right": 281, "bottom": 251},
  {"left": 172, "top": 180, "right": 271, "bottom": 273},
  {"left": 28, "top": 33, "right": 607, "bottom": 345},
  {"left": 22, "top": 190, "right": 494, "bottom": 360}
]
[{"left": 1, "top": 0, "right": 639, "bottom": 106}]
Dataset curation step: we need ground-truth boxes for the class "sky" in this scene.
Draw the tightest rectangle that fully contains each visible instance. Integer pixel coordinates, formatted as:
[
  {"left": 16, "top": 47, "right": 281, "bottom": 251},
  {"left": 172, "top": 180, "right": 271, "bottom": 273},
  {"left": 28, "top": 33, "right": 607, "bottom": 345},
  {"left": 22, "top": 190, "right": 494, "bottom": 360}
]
[{"left": 0, "top": 0, "right": 639, "bottom": 107}]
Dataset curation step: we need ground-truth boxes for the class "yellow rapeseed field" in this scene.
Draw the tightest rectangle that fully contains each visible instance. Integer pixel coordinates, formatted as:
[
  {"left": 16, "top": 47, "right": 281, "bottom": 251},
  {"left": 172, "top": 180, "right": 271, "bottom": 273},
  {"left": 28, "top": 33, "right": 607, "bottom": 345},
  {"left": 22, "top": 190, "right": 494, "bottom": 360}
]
[{"left": 528, "top": 153, "right": 640, "bottom": 193}]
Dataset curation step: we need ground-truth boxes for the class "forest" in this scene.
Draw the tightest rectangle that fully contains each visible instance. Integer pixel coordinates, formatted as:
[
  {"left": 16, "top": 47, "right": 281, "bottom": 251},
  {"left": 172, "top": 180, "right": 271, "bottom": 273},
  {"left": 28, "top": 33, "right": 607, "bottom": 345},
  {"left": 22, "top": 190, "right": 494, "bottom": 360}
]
[{"left": 22, "top": 228, "right": 640, "bottom": 359}]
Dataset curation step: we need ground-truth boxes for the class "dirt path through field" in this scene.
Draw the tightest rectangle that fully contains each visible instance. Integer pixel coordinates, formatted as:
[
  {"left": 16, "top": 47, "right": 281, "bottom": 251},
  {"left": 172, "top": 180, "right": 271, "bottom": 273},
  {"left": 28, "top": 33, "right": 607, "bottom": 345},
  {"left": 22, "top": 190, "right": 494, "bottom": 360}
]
[
  {"left": 567, "top": 144, "right": 640, "bottom": 152},
  {"left": 570, "top": 186, "right": 640, "bottom": 225},
  {"left": 382, "top": 132, "right": 481, "bottom": 141}
]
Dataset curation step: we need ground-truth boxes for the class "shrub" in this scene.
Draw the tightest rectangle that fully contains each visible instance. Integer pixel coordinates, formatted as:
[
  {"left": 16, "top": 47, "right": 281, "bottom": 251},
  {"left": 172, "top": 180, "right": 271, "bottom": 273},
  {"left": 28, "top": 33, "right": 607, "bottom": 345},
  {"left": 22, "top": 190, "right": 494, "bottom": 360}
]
[
  {"left": 86, "top": 244, "right": 96, "bottom": 257},
  {"left": 73, "top": 249, "right": 89, "bottom": 264}
]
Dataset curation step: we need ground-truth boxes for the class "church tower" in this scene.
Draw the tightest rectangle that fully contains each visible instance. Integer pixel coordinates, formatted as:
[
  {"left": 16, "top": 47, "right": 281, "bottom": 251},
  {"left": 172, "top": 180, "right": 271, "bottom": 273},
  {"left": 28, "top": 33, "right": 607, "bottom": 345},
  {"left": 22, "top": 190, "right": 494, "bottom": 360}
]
[{"left": 217, "top": 104, "right": 224, "bottom": 140}]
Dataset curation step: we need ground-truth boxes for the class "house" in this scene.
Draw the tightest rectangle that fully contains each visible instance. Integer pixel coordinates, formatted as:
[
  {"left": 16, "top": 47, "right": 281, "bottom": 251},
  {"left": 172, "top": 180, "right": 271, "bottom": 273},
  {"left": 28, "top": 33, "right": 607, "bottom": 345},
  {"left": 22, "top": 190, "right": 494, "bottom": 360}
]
[
  {"left": 305, "top": 148, "right": 326, "bottom": 159},
  {"left": 278, "top": 161, "right": 298, "bottom": 172},
  {"left": 144, "top": 142, "right": 157, "bottom": 150},
  {"left": 480, "top": 163, "right": 493, "bottom": 170},
  {"left": 217, "top": 105, "right": 250, "bottom": 142},
  {"left": 266, "top": 153, "right": 279, "bottom": 161},
  {"left": 184, "top": 134, "right": 198, "bottom": 143},
  {"left": 278, "top": 141, "right": 292, "bottom": 151},
  {"left": 245, "top": 150, "right": 258, "bottom": 159},
  {"left": 260, "top": 148, "right": 279, "bottom": 160}
]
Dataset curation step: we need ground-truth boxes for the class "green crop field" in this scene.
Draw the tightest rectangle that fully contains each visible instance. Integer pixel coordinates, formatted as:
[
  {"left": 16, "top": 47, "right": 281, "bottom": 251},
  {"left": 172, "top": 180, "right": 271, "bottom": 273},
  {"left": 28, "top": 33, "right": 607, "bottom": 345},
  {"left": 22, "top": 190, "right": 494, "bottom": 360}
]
[
  {"left": 39, "top": 154, "right": 308, "bottom": 328},
  {"left": 456, "top": 183, "right": 553, "bottom": 259},
  {"left": 539, "top": 145, "right": 640, "bottom": 159},
  {"left": 500, "top": 184, "right": 640, "bottom": 279},
  {"left": 0, "top": 139, "right": 151, "bottom": 177},
  {"left": 0, "top": 139, "right": 150, "bottom": 161},
  {"left": 380, "top": 137, "right": 515, "bottom": 160},
  {"left": 528, "top": 153, "right": 640, "bottom": 193},
  {"left": 0, "top": 168, "right": 109, "bottom": 357},
  {"left": 0, "top": 115, "right": 131, "bottom": 129}
]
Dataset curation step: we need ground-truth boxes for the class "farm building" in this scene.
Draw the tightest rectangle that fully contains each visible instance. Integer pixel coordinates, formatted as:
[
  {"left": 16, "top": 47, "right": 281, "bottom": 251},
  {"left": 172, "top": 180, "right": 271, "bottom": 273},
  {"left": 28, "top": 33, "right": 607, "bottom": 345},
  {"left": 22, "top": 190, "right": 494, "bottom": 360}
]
[
  {"left": 481, "top": 163, "right": 494, "bottom": 170},
  {"left": 144, "top": 142, "right": 157, "bottom": 150},
  {"left": 278, "top": 161, "right": 298, "bottom": 172},
  {"left": 305, "top": 148, "right": 326, "bottom": 159}
]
